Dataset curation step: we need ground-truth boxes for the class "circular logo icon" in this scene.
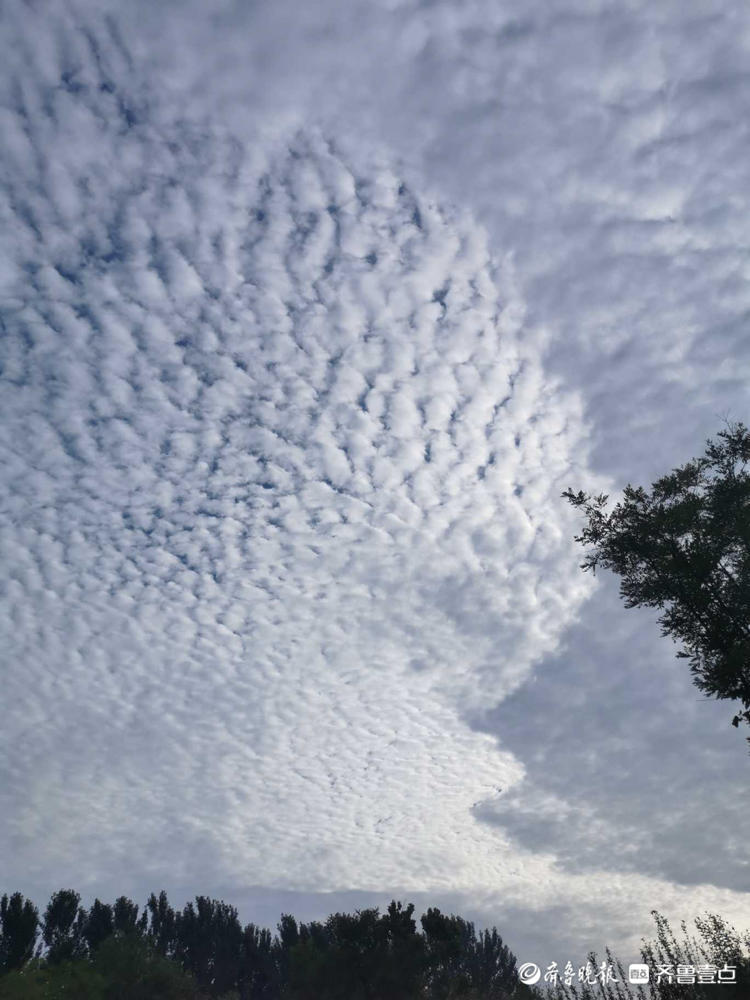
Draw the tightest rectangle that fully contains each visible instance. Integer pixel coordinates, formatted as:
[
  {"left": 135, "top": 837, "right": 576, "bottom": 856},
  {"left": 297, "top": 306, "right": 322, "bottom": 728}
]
[{"left": 518, "top": 962, "right": 542, "bottom": 985}]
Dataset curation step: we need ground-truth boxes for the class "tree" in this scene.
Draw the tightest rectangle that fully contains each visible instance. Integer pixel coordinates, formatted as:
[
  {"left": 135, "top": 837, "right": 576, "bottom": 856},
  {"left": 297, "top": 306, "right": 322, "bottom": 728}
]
[
  {"left": 0, "top": 893, "right": 39, "bottom": 972},
  {"left": 238, "top": 923, "right": 279, "bottom": 1000},
  {"left": 467, "top": 927, "right": 519, "bottom": 999},
  {"left": 112, "top": 896, "right": 147, "bottom": 939},
  {"left": 639, "top": 909, "right": 750, "bottom": 999},
  {"left": 0, "top": 936, "right": 204, "bottom": 1000},
  {"left": 82, "top": 900, "right": 114, "bottom": 954},
  {"left": 146, "top": 891, "right": 176, "bottom": 958},
  {"left": 378, "top": 900, "right": 425, "bottom": 999},
  {"left": 91, "top": 932, "right": 204, "bottom": 1000},
  {"left": 42, "top": 890, "right": 86, "bottom": 965},
  {"left": 280, "top": 903, "right": 424, "bottom": 1000},
  {"left": 421, "top": 908, "right": 476, "bottom": 999},
  {"left": 173, "top": 896, "right": 243, "bottom": 995},
  {"left": 547, "top": 909, "right": 750, "bottom": 1000},
  {"left": 1, "top": 889, "right": 535, "bottom": 999},
  {"left": 0, "top": 956, "right": 107, "bottom": 999},
  {"left": 563, "top": 422, "right": 750, "bottom": 735}
]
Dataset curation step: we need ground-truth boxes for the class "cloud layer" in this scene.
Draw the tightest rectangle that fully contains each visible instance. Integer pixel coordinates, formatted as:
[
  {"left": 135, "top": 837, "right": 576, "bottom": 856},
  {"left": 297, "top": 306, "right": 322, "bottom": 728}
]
[
  {"left": 98, "top": 0, "right": 750, "bottom": 482},
  {"left": 0, "top": 28, "right": 592, "bottom": 903},
  {"left": 3, "top": 0, "right": 750, "bottom": 965}
]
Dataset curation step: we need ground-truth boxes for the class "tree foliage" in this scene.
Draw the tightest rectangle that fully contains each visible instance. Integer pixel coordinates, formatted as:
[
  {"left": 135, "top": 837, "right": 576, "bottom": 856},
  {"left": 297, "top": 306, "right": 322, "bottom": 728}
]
[
  {"left": 548, "top": 909, "right": 750, "bottom": 1000},
  {"left": 0, "top": 893, "right": 39, "bottom": 972},
  {"left": 0, "top": 934, "right": 202, "bottom": 999},
  {"left": 9, "top": 887, "right": 750, "bottom": 998},
  {"left": 563, "top": 422, "right": 750, "bottom": 733},
  {"left": 42, "top": 890, "right": 86, "bottom": 965},
  {"left": 0, "top": 887, "right": 533, "bottom": 999}
]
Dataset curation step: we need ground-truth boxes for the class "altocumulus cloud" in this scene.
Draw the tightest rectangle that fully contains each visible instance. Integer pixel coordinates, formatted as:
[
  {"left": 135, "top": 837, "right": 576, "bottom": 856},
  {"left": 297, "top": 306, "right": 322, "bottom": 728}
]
[
  {"left": 4, "top": 0, "right": 750, "bottom": 961},
  {"left": 130, "top": 0, "right": 750, "bottom": 483},
  {"left": 0, "top": 10, "right": 595, "bottom": 900}
]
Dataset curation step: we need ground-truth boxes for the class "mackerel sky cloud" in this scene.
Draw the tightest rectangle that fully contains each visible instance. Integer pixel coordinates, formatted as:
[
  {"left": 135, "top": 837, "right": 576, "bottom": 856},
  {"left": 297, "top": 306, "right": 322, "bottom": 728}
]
[{"left": 2, "top": 0, "right": 750, "bottom": 966}]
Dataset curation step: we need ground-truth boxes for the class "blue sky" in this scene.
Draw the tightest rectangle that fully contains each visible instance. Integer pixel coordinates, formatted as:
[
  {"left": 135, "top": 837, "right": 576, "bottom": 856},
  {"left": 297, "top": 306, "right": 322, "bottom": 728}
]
[{"left": 2, "top": 0, "right": 749, "bottom": 969}]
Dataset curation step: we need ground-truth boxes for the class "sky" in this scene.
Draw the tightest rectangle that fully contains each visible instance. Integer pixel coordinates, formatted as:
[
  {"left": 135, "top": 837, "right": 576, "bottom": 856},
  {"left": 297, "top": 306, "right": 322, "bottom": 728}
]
[{"left": 2, "top": 0, "right": 750, "bottom": 972}]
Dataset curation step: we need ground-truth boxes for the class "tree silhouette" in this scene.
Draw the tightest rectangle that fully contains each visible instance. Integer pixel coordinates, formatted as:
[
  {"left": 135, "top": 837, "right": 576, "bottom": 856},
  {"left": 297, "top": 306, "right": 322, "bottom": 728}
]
[
  {"left": 146, "top": 890, "right": 176, "bottom": 957},
  {"left": 0, "top": 893, "right": 39, "bottom": 972},
  {"left": 240, "top": 923, "right": 279, "bottom": 999},
  {"left": 113, "top": 896, "right": 147, "bottom": 938},
  {"left": 421, "top": 908, "right": 476, "bottom": 999},
  {"left": 1, "top": 887, "right": 535, "bottom": 998},
  {"left": 82, "top": 900, "right": 114, "bottom": 954},
  {"left": 42, "top": 889, "right": 86, "bottom": 965},
  {"left": 564, "top": 422, "right": 750, "bottom": 735},
  {"left": 174, "top": 896, "right": 243, "bottom": 995},
  {"left": 469, "top": 927, "right": 519, "bottom": 999}
]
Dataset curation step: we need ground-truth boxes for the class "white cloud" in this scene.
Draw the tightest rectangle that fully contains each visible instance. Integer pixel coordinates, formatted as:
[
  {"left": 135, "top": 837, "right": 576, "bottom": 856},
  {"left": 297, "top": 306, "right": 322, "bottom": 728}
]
[
  {"left": 3, "top": 0, "right": 750, "bottom": 964},
  {"left": 101, "top": 0, "right": 750, "bottom": 481},
  {"left": 0, "top": 34, "right": 593, "bottom": 904}
]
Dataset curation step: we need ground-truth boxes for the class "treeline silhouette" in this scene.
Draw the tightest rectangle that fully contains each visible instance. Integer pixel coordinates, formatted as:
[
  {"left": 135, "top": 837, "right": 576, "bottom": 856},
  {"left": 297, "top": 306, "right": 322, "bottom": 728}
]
[{"left": 0, "top": 889, "right": 536, "bottom": 999}]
